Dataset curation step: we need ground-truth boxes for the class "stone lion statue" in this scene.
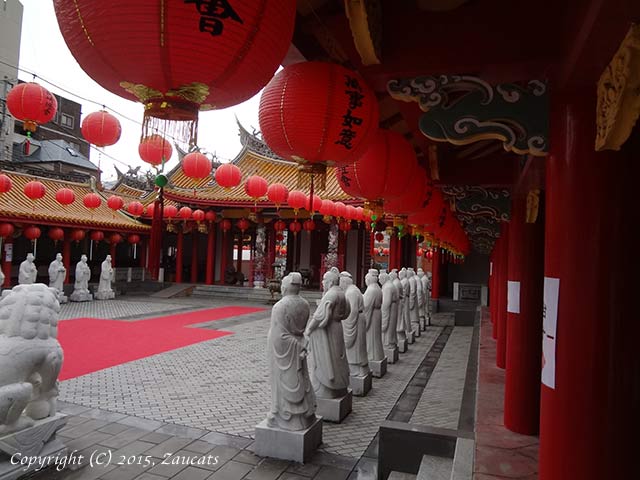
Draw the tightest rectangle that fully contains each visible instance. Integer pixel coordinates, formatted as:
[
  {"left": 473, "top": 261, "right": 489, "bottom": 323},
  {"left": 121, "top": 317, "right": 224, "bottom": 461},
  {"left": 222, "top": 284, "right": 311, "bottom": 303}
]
[{"left": 0, "top": 284, "right": 64, "bottom": 435}]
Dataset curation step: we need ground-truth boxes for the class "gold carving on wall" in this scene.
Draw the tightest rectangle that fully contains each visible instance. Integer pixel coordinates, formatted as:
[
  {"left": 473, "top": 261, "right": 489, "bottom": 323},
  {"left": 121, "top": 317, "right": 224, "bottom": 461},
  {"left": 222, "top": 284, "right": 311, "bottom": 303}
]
[
  {"left": 344, "top": 0, "right": 381, "bottom": 65},
  {"left": 596, "top": 25, "right": 640, "bottom": 151}
]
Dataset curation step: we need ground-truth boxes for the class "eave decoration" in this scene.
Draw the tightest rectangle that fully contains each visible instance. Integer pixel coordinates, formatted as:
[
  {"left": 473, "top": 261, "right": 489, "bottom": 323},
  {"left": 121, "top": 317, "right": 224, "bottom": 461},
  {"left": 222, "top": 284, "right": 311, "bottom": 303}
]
[
  {"left": 387, "top": 75, "right": 549, "bottom": 157},
  {"left": 595, "top": 24, "right": 640, "bottom": 151},
  {"left": 344, "top": 0, "right": 382, "bottom": 66}
]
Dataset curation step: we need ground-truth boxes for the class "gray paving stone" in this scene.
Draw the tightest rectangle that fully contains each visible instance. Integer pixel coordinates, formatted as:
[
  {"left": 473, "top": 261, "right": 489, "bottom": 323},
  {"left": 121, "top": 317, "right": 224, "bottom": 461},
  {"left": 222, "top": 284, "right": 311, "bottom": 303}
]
[
  {"left": 99, "top": 423, "right": 134, "bottom": 435},
  {"left": 117, "top": 416, "right": 167, "bottom": 432},
  {"left": 184, "top": 440, "right": 218, "bottom": 455},
  {"left": 99, "top": 427, "right": 151, "bottom": 449},
  {"left": 133, "top": 474, "right": 167, "bottom": 480},
  {"left": 171, "top": 466, "right": 213, "bottom": 480},
  {"left": 66, "top": 430, "right": 114, "bottom": 452},
  {"left": 277, "top": 473, "right": 308, "bottom": 480},
  {"left": 207, "top": 460, "right": 254, "bottom": 480},
  {"left": 314, "top": 466, "right": 352, "bottom": 480},
  {"left": 140, "top": 432, "right": 174, "bottom": 444},
  {"left": 147, "top": 455, "right": 189, "bottom": 477},
  {"left": 155, "top": 423, "right": 208, "bottom": 440},
  {"left": 284, "top": 463, "right": 321, "bottom": 477},
  {"left": 245, "top": 459, "right": 290, "bottom": 480},
  {"left": 145, "top": 437, "right": 194, "bottom": 458},
  {"left": 233, "top": 451, "right": 262, "bottom": 466}
]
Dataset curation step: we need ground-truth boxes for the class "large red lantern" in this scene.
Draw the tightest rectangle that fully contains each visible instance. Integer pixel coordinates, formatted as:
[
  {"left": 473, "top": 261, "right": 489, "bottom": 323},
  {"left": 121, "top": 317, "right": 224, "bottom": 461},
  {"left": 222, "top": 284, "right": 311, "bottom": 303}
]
[
  {"left": 55, "top": 187, "right": 75, "bottom": 206},
  {"left": 90, "top": 230, "right": 105, "bottom": 242},
  {"left": 107, "top": 195, "right": 124, "bottom": 211},
  {"left": 289, "top": 220, "right": 302, "bottom": 236},
  {"left": 128, "top": 234, "right": 141, "bottom": 244},
  {"left": 337, "top": 129, "right": 418, "bottom": 202},
  {"left": 110, "top": 233, "right": 123, "bottom": 244},
  {"left": 192, "top": 209, "right": 205, "bottom": 222},
  {"left": 267, "top": 183, "right": 288, "bottom": 208},
  {"left": 24, "top": 225, "right": 41, "bottom": 241},
  {"left": 245, "top": 175, "right": 268, "bottom": 200},
  {"left": 24, "top": 180, "right": 46, "bottom": 201},
  {"left": 237, "top": 218, "right": 250, "bottom": 233},
  {"left": 221, "top": 219, "right": 232, "bottom": 232},
  {"left": 384, "top": 167, "right": 429, "bottom": 216},
  {"left": 163, "top": 205, "right": 178, "bottom": 219},
  {"left": 0, "top": 174, "right": 12, "bottom": 194},
  {"left": 0, "top": 223, "right": 15, "bottom": 238},
  {"left": 144, "top": 203, "right": 155, "bottom": 218},
  {"left": 83, "top": 192, "right": 102, "bottom": 210},
  {"left": 70, "top": 229, "right": 85, "bottom": 243},
  {"left": 303, "top": 219, "right": 315, "bottom": 233},
  {"left": 54, "top": 1, "right": 296, "bottom": 145},
  {"left": 178, "top": 206, "right": 193, "bottom": 220},
  {"left": 48, "top": 227, "right": 64, "bottom": 243},
  {"left": 274, "top": 220, "right": 286, "bottom": 232},
  {"left": 205, "top": 210, "right": 217, "bottom": 223},
  {"left": 6, "top": 82, "right": 57, "bottom": 132},
  {"left": 215, "top": 163, "right": 242, "bottom": 189},
  {"left": 127, "top": 201, "right": 144, "bottom": 217},
  {"left": 139, "top": 135, "right": 172, "bottom": 166},
  {"left": 287, "top": 190, "right": 307, "bottom": 214},
  {"left": 260, "top": 62, "right": 379, "bottom": 169},
  {"left": 182, "top": 152, "right": 211, "bottom": 180},
  {"left": 81, "top": 110, "right": 121, "bottom": 147}
]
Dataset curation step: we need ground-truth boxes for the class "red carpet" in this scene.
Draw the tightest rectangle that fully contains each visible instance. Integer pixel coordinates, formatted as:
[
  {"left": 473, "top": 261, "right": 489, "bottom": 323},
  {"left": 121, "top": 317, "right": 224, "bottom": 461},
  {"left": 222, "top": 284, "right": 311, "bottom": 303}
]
[{"left": 58, "top": 306, "right": 265, "bottom": 380}]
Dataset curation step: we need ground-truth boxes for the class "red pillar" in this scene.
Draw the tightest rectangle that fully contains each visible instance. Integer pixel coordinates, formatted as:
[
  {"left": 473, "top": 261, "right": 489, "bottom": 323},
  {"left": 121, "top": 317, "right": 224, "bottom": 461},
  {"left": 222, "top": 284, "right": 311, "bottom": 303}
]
[
  {"left": 2, "top": 235, "right": 13, "bottom": 287},
  {"left": 489, "top": 248, "right": 496, "bottom": 324},
  {"left": 539, "top": 95, "right": 639, "bottom": 480},
  {"left": 191, "top": 230, "right": 199, "bottom": 283},
  {"left": 175, "top": 229, "right": 184, "bottom": 283},
  {"left": 205, "top": 224, "right": 216, "bottom": 285},
  {"left": 491, "top": 236, "right": 502, "bottom": 340},
  {"left": 496, "top": 222, "right": 509, "bottom": 369},
  {"left": 504, "top": 189, "right": 544, "bottom": 434},
  {"left": 219, "top": 229, "right": 228, "bottom": 285},
  {"left": 431, "top": 248, "right": 440, "bottom": 300}
]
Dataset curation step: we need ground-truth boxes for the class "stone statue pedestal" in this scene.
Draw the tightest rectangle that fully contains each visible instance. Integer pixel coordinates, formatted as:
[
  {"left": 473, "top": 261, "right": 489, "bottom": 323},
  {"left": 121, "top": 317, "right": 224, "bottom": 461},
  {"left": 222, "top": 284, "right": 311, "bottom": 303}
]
[
  {"left": 407, "top": 331, "right": 415, "bottom": 344},
  {"left": 384, "top": 347, "right": 399, "bottom": 364},
  {"left": 398, "top": 338, "right": 408, "bottom": 353},
  {"left": 350, "top": 372, "right": 372, "bottom": 396},
  {"left": 0, "top": 414, "right": 67, "bottom": 480},
  {"left": 316, "top": 391, "right": 352, "bottom": 423},
  {"left": 70, "top": 290, "right": 92, "bottom": 302},
  {"left": 412, "top": 324, "right": 421, "bottom": 338},
  {"left": 369, "top": 357, "right": 387, "bottom": 378},
  {"left": 57, "top": 293, "right": 68, "bottom": 304},
  {"left": 420, "top": 317, "right": 427, "bottom": 331},
  {"left": 254, "top": 416, "right": 322, "bottom": 463},
  {"left": 94, "top": 290, "right": 115, "bottom": 300}
]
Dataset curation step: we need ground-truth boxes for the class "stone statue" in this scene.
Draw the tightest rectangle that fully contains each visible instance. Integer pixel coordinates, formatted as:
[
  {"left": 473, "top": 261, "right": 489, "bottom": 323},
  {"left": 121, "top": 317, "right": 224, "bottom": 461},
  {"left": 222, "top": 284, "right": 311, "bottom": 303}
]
[
  {"left": 18, "top": 253, "right": 37, "bottom": 285},
  {"left": 379, "top": 271, "right": 399, "bottom": 362},
  {"left": 265, "top": 272, "right": 316, "bottom": 431},
  {"left": 95, "top": 255, "right": 115, "bottom": 300},
  {"left": 70, "top": 254, "right": 92, "bottom": 302},
  {"left": 408, "top": 268, "right": 421, "bottom": 337},
  {"left": 0, "top": 284, "right": 63, "bottom": 435},
  {"left": 0, "top": 267, "right": 4, "bottom": 291},
  {"left": 340, "top": 271, "right": 369, "bottom": 378},
  {"left": 364, "top": 269, "right": 384, "bottom": 362},
  {"left": 390, "top": 270, "right": 407, "bottom": 351},
  {"left": 399, "top": 268, "right": 413, "bottom": 344},
  {"left": 305, "top": 267, "right": 351, "bottom": 399},
  {"left": 48, "top": 253, "right": 68, "bottom": 304},
  {"left": 417, "top": 268, "right": 429, "bottom": 327}
]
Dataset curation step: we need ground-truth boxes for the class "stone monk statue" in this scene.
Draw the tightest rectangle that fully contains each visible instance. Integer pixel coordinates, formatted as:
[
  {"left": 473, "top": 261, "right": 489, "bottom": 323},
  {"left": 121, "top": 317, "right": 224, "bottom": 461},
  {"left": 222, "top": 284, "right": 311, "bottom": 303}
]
[
  {"left": 18, "top": 253, "right": 37, "bottom": 285},
  {"left": 70, "top": 254, "right": 92, "bottom": 302},
  {"left": 95, "top": 255, "right": 115, "bottom": 300},
  {"left": 380, "top": 271, "right": 398, "bottom": 350},
  {"left": 305, "top": 267, "right": 350, "bottom": 399},
  {"left": 340, "top": 271, "right": 369, "bottom": 377},
  {"left": 363, "top": 269, "right": 385, "bottom": 362},
  {"left": 416, "top": 268, "right": 427, "bottom": 327},
  {"left": 390, "top": 270, "right": 407, "bottom": 348},
  {"left": 408, "top": 268, "right": 420, "bottom": 335},
  {"left": 48, "top": 253, "right": 68, "bottom": 304},
  {"left": 266, "top": 272, "right": 316, "bottom": 431}
]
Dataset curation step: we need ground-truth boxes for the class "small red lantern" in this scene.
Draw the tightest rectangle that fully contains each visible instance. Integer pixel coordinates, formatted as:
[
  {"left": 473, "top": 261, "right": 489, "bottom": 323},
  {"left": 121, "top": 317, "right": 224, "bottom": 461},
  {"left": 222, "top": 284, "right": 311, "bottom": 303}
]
[
  {"left": 24, "top": 225, "right": 41, "bottom": 241},
  {"left": 178, "top": 206, "right": 192, "bottom": 220},
  {"left": 192, "top": 209, "right": 205, "bottom": 222},
  {"left": 267, "top": 183, "right": 288, "bottom": 208},
  {"left": 339, "top": 220, "right": 352, "bottom": 233},
  {"left": 182, "top": 152, "right": 211, "bottom": 180},
  {"left": 24, "top": 180, "right": 46, "bottom": 200},
  {"left": 205, "top": 211, "right": 217, "bottom": 223},
  {"left": 275, "top": 232, "right": 284, "bottom": 242},
  {"left": 375, "top": 232, "right": 384, "bottom": 242},
  {"left": 6, "top": 82, "right": 57, "bottom": 132},
  {"left": 90, "top": 230, "right": 105, "bottom": 242},
  {"left": 139, "top": 134, "right": 172, "bottom": 166},
  {"left": 128, "top": 234, "right": 141, "bottom": 244},
  {"left": 55, "top": 187, "right": 75, "bottom": 206},
  {"left": 345, "top": 205, "right": 357, "bottom": 221},
  {"left": 110, "top": 233, "right": 123, "bottom": 244},
  {"left": 319, "top": 199, "right": 335, "bottom": 217},
  {"left": 48, "top": 227, "right": 64, "bottom": 243},
  {"left": 237, "top": 218, "right": 250, "bottom": 233},
  {"left": 274, "top": 219, "right": 286, "bottom": 232},
  {"left": 0, "top": 174, "right": 12, "bottom": 194},
  {"left": 127, "top": 201, "right": 144, "bottom": 217},
  {"left": 163, "top": 205, "right": 178, "bottom": 219},
  {"left": 0, "top": 223, "right": 15, "bottom": 238},
  {"left": 245, "top": 175, "right": 268, "bottom": 200},
  {"left": 289, "top": 220, "right": 302, "bottom": 236},
  {"left": 383, "top": 247, "right": 390, "bottom": 256},
  {"left": 215, "top": 163, "right": 242, "bottom": 189},
  {"left": 426, "top": 249, "right": 434, "bottom": 260},
  {"left": 287, "top": 190, "right": 307, "bottom": 214},
  {"left": 303, "top": 219, "right": 315, "bottom": 233},
  {"left": 81, "top": 110, "right": 122, "bottom": 147},
  {"left": 417, "top": 248, "right": 424, "bottom": 257},
  {"left": 144, "top": 203, "right": 154, "bottom": 217},
  {"left": 70, "top": 229, "right": 85, "bottom": 243},
  {"left": 334, "top": 202, "right": 347, "bottom": 220},
  {"left": 107, "top": 195, "right": 124, "bottom": 211},
  {"left": 83, "top": 192, "right": 102, "bottom": 210},
  {"left": 221, "top": 219, "right": 232, "bottom": 232}
]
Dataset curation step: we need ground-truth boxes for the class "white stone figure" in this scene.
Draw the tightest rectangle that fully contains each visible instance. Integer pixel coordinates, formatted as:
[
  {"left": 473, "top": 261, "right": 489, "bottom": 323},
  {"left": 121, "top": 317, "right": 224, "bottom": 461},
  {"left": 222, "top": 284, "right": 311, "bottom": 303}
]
[
  {"left": 0, "top": 284, "right": 63, "bottom": 435},
  {"left": 380, "top": 271, "right": 399, "bottom": 359},
  {"left": 95, "top": 255, "right": 115, "bottom": 300},
  {"left": 305, "top": 267, "right": 351, "bottom": 399},
  {"left": 340, "top": 271, "right": 370, "bottom": 377},
  {"left": 266, "top": 272, "right": 316, "bottom": 431},
  {"left": 408, "top": 268, "right": 420, "bottom": 335},
  {"left": 18, "top": 253, "right": 37, "bottom": 285},
  {"left": 417, "top": 268, "right": 429, "bottom": 326},
  {"left": 426, "top": 271, "right": 433, "bottom": 319},
  {"left": 0, "top": 267, "right": 4, "bottom": 291},
  {"left": 363, "top": 269, "right": 385, "bottom": 362},
  {"left": 390, "top": 270, "right": 407, "bottom": 348},
  {"left": 70, "top": 254, "right": 93, "bottom": 302},
  {"left": 48, "top": 253, "right": 68, "bottom": 304},
  {"left": 399, "top": 268, "right": 413, "bottom": 342}
]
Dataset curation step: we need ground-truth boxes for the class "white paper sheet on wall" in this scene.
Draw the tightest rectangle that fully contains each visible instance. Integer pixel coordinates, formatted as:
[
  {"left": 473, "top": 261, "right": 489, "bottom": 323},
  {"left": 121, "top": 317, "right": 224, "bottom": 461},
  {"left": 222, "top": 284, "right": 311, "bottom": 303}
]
[
  {"left": 507, "top": 281, "right": 520, "bottom": 314},
  {"left": 542, "top": 277, "right": 560, "bottom": 389}
]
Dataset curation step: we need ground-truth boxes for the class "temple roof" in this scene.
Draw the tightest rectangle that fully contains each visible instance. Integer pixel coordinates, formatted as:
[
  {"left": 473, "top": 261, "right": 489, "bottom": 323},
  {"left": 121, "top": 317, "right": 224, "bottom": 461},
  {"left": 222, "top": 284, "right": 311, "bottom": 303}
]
[{"left": 0, "top": 171, "right": 150, "bottom": 232}]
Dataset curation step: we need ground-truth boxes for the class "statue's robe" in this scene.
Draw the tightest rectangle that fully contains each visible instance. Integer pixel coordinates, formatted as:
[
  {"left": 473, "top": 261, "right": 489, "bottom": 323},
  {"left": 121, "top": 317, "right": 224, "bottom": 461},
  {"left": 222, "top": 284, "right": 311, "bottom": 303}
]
[
  {"left": 382, "top": 280, "right": 398, "bottom": 348},
  {"left": 364, "top": 282, "right": 385, "bottom": 361},
  {"left": 343, "top": 284, "right": 369, "bottom": 376}
]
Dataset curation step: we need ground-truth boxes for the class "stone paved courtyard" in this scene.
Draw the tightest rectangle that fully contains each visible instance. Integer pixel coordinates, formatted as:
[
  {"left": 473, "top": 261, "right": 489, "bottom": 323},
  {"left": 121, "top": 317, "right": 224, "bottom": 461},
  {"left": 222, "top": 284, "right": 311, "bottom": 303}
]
[{"left": 24, "top": 295, "right": 476, "bottom": 480}]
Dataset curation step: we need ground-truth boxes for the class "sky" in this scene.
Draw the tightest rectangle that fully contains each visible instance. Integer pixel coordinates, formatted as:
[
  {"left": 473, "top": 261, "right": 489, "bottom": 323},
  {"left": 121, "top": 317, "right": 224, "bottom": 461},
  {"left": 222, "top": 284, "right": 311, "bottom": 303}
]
[{"left": 16, "top": 0, "right": 263, "bottom": 181}]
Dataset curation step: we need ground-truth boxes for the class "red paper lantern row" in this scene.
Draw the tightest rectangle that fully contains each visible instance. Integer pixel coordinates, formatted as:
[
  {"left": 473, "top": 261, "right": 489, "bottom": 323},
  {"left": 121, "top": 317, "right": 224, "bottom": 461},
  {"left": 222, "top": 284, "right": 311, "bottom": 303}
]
[
  {"left": 245, "top": 175, "right": 268, "bottom": 200},
  {"left": 6, "top": 82, "right": 57, "bottom": 132},
  {"left": 70, "top": 229, "right": 85, "bottom": 243},
  {"left": 192, "top": 209, "right": 205, "bottom": 222},
  {"left": 110, "top": 233, "right": 123, "bottom": 244},
  {"left": 303, "top": 219, "right": 315, "bottom": 233},
  {"left": 83, "top": 192, "right": 101, "bottom": 210},
  {"left": 163, "top": 205, "right": 178, "bottom": 219},
  {"left": 55, "top": 187, "right": 75, "bottom": 206},
  {"left": 319, "top": 199, "right": 335, "bottom": 217},
  {"left": 267, "top": 183, "right": 288, "bottom": 207},
  {"left": 81, "top": 110, "right": 121, "bottom": 147},
  {"left": 0, "top": 223, "right": 15, "bottom": 238},
  {"left": 48, "top": 227, "right": 64, "bottom": 242},
  {"left": 178, "top": 206, "right": 193, "bottom": 220},
  {"left": 215, "top": 163, "right": 242, "bottom": 189},
  {"left": 237, "top": 218, "right": 250, "bottom": 233},
  {"left": 107, "top": 195, "right": 124, "bottom": 211},
  {"left": 306, "top": 194, "right": 322, "bottom": 213},
  {"left": 339, "top": 220, "right": 352, "bottom": 232},
  {"left": 127, "top": 201, "right": 144, "bottom": 217},
  {"left": 24, "top": 225, "right": 41, "bottom": 241},
  {"left": 0, "top": 174, "right": 12, "bottom": 193},
  {"left": 182, "top": 152, "right": 212, "bottom": 180},
  {"left": 139, "top": 135, "right": 172, "bottom": 166},
  {"left": 289, "top": 220, "right": 302, "bottom": 235},
  {"left": 221, "top": 219, "right": 232, "bottom": 232},
  {"left": 274, "top": 219, "right": 286, "bottom": 232},
  {"left": 24, "top": 180, "right": 46, "bottom": 200},
  {"left": 90, "top": 230, "right": 105, "bottom": 242},
  {"left": 205, "top": 210, "right": 217, "bottom": 223},
  {"left": 287, "top": 190, "right": 307, "bottom": 214},
  {"left": 345, "top": 205, "right": 357, "bottom": 221},
  {"left": 128, "top": 234, "right": 141, "bottom": 245},
  {"left": 144, "top": 203, "right": 154, "bottom": 217},
  {"left": 334, "top": 202, "right": 347, "bottom": 219}
]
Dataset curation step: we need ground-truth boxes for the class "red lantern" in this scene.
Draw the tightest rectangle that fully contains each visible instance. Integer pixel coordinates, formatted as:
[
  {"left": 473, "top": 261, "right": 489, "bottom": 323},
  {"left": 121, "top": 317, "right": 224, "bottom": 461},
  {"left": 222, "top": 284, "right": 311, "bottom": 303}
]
[
  {"left": 215, "top": 163, "right": 242, "bottom": 189},
  {"left": 48, "top": 227, "right": 64, "bottom": 243},
  {"left": 260, "top": 62, "right": 379, "bottom": 166},
  {"left": 339, "top": 220, "right": 352, "bottom": 232},
  {"left": 127, "top": 201, "right": 144, "bottom": 217},
  {"left": 205, "top": 210, "right": 217, "bottom": 223},
  {"left": 139, "top": 134, "right": 172, "bottom": 166},
  {"left": 83, "top": 192, "right": 102, "bottom": 210},
  {"left": 245, "top": 175, "right": 268, "bottom": 200},
  {"left": 54, "top": 1, "right": 296, "bottom": 145},
  {"left": 337, "top": 129, "right": 418, "bottom": 202},
  {"left": 178, "top": 206, "right": 193, "bottom": 220},
  {"left": 267, "top": 183, "right": 288, "bottom": 207},
  {"left": 183, "top": 152, "right": 211, "bottom": 180},
  {"left": 345, "top": 205, "right": 358, "bottom": 221},
  {"left": 237, "top": 218, "right": 250, "bottom": 233},
  {"left": 355, "top": 207, "right": 365, "bottom": 222},
  {"left": 70, "top": 229, "right": 85, "bottom": 243},
  {"left": 90, "top": 230, "right": 105, "bottom": 242},
  {"left": 417, "top": 248, "right": 424, "bottom": 257},
  {"left": 384, "top": 167, "right": 429, "bottom": 215},
  {"left": 275, "top": 232, "right": 284, "bottom": 242},
  {"left": 164, "top": 205, "right": 178, "bottom": 219},
  {"left": 0, "top": 174, "right": 12, "bottom": 194},
  {"left": 128, "top": 234, "right": 141, "bottom": 244},
  {"left": 289, "top": 220, "right": 301, "bottom": 236},
  {"left": 110, "top": 233, "right": 123, "bottom": 244},
  {"left": 319, "top": 199, "right": 335, "bottom": 217},
  {"left": 274, "top": 220, "right": 286, "bottom": 232},
  {"left": 6, "top": 82, "right": 57, "bottom": 132},
  {"left": 303, "top": 219, "right": 315, "bottom": 233},
  {"left": 426, "top": 249, "right": 434, "bottom": 260},
  {"left": 144, "top": 203, "right": 154, "bottom": 217},
  {"left": 287, "top": 190, "right": 307, "bottom": 214},
  {"left": 55, "top": 187, "right": 75, "bottom": 206},
  {"left": 107, "top": 195, "right": 124, "bottom": 211},
  {"left": 334, "top": 202, "right": 347, "bottom": 220},
  {"left": 306, "top": 194, "right": 322, "bottom": 213},
  {"left": 192, "top": 209, "right": 205, "bottom": 222},
  {"left": 221, "top": 219, "right": 232, "bottom": 232},
  {"left": 24, "top": 180, "right": 46, "bottom": 200},
  {"left": 24, "top": 225, "right": 41, "bottom": 241},
  {"left": 375, "top": 232, "right": 384, "bottom": 242},
  {"left": 0, "top": 223, "right": 15, "bottom": 238},
  {"left": 81, "top": 110, "right": 121, "bottom": 147},
  {"left": 383, "top": 247, "right": 390, "bottom": 256}
]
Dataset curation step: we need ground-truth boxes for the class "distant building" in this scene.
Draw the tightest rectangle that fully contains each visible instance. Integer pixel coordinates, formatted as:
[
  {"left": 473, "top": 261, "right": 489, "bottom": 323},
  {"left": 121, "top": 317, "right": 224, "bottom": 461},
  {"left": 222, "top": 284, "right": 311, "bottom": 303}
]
[{"left": 0, "top": 0, "right": 23, "bottom": 163}]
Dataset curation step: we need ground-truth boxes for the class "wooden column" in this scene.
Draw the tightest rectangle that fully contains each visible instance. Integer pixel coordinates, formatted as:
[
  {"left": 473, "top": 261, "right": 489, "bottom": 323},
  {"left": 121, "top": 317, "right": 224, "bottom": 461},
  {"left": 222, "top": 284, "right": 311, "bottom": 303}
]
[
  {"left": 191, "top": 230, "right": 199, "bottom": 283},
  {"left": 175, "top": 229, "right": 184, "bottom": 283},
  {"left": 219, "top": 229, "right": 228, "bottom": 284}
]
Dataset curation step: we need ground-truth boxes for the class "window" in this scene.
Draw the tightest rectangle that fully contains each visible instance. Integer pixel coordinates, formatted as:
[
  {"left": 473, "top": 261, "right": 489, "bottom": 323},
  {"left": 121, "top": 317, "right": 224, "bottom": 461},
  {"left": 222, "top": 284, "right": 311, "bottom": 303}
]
[{"left": 60, "top": 113, "right": 74, "bottom": 129}]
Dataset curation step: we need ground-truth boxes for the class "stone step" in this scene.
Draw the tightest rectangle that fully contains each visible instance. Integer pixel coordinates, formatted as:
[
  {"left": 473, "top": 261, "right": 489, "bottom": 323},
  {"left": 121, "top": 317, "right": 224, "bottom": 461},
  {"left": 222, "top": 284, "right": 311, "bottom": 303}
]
[
  {"left": 450, "top": 438, "right": 474, "bottom": 480},
  {"left": 388, "top": 472, "right": 417, "bottom": 480},
  {"left": 416, "top": 454, "right": 452, "bottom": 480}
]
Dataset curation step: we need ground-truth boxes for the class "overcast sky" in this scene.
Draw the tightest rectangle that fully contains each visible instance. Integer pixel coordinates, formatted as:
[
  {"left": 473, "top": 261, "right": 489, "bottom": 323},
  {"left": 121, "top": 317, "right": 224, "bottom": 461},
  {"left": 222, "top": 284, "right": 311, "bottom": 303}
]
[{"left": 17, "top": 0, "right": 262, "bottom": 181}]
